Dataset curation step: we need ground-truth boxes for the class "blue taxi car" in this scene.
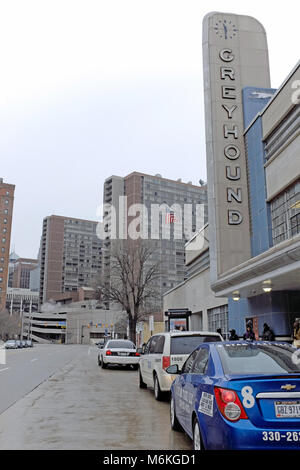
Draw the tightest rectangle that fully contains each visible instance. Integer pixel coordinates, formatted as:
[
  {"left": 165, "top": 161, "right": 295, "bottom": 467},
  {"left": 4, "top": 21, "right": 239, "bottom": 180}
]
[{"left": 168, "top": 341, "right": 300, "bottom": 450}]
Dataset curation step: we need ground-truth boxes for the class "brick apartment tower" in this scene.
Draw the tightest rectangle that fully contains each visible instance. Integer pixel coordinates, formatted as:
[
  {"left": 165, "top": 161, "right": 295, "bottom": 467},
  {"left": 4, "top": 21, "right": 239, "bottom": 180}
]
[
  {"left": 102, "top": 172, "right": 207, "bottom": 310},
  {"left": 0, "top": 178, "right": 15, "bottom": 312},
  {"left": 39, "top": 215, "right": 102, "bottom": 306}
]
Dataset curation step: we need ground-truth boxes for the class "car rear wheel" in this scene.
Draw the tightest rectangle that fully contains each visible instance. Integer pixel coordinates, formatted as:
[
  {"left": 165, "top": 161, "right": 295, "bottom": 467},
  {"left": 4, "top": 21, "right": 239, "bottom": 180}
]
[
  {"left": 170, "top": 396, "right": 181, "bottom": 431},
  {"left": 193, "top": 419, "right": 203, "bottom": 450},
  {"left": 154, "top": 374, "right": 164, "bottom": 401},
  {"left": 101, "top": 357, "right": 107, "bottom": 369},
  {"left": 139, "top": 368, "right": 147, "bottom": 389}
]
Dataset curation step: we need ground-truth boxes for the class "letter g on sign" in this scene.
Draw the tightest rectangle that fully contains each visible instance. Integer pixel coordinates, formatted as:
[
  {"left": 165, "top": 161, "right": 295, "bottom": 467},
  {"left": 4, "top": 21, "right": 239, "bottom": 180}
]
[{"left": 219, "top": 49, "right": 235, "bottom": 62}]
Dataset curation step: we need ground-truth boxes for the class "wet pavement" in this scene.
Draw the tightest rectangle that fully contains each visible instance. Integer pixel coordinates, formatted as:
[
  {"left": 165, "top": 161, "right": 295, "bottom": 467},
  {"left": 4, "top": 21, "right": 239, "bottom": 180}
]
[{"left": 0, "top": 345, "right": 192, "bottom": 450}]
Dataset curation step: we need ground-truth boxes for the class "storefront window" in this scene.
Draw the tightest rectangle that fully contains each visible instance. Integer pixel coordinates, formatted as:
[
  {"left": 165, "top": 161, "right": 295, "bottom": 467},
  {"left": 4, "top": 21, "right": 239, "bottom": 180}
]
[
  {"left": 207, "top": 305, "right": 228, "bottom": 339},
  {"left": 270, "top": 179, "right": 300, "bottom": 245}
]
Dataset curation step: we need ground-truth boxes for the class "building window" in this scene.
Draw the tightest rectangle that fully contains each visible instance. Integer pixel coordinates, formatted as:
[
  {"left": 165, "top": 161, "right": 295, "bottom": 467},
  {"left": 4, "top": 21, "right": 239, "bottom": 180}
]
[
  {"left": 0, "top": 257, "right": 4, "bottom": 263},
  {"left": 5, "top": 200, "right": 9, "bottom": 205},
  {"left": 2, "top": 238, "right": 5, "bottom": 243},
  {"left": 1, "top": 248, "right": 5, "bottom": 253},
  {"left": 207, "top": 305, "right": 228, "bottom": 339},
  {"left": 270, "top": 179, "right": 300, "bottom": 245},
  {"left": 3, "top": 219, "right": 7, "bottom": 224},
  {"left": 4, "top": 209, "right": 8, "bottom": 214},
  {"left": 0, "top": 277, "right": 2, "bottom": 282}
]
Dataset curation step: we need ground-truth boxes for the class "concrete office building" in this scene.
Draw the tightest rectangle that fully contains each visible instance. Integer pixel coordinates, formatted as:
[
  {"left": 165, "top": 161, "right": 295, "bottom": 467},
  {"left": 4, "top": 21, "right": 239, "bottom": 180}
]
[
  {"left": 11, "top": 257, "right": 38, "bottom": 289},
  {"left": 102, "top": 175, "right": 125, "bottom": 295},
  {"left": 23, "top": 301, "right": 125, "bottom": 344},
  {"left": 202, "top": 12, "right": 300, "bottom": 339},
  {"left": 39, "top": 215, "right": 102, "bottom": 306},
  {"left": 102, "top": 172, "right": 207, "bottom": 310},
  {"left": 0, "top": 179, "right": 15, "bottom": 311},
  {"left": 163, "top": 225, "right": 229, "bottom": 334},
  {"left": 6, "top": 287, "right": 39, "bottom": 315}
]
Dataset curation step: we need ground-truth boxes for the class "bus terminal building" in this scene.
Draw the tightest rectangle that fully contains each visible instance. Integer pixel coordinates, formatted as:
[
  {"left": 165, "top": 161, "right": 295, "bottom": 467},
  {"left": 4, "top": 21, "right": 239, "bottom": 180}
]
[{"left": 164, "top": 12, "right": 300, "bottom": 340}]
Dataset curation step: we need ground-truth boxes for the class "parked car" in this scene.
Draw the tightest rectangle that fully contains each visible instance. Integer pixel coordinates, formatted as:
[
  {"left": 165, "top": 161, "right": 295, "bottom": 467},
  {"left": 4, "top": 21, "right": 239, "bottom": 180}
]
[
  {"left": 96, "top": 338, "right": 106, "bottom": 349},
  {"left": 26, "top": 340, "right": 33, "bottom": 347},
  {"left": 4, "top": 340, "right": 17, "bottom": 349},
  {"left": 21, "top": 340, "right": 27, "bottom": 348},
  {"left": 138, "top": 331, "right": 223, "bottom": 400},
  {"left": 168, "top": 341, "right": 300, "bottom": 450},
  {"left": 98, "top": 339, "right": 140, "bottom": 369},
  {"left": 15, "top": 340, "right": 22, "bottom": 348}
]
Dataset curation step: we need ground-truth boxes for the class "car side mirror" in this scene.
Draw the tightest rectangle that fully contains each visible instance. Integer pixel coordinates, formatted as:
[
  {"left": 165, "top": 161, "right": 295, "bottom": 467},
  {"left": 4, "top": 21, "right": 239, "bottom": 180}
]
[
  {"left": 136, "top": 348, "right": 143, "bottom": 355},
  {"left": 166, "top": 364, "right": 180, "bottom": 375}
]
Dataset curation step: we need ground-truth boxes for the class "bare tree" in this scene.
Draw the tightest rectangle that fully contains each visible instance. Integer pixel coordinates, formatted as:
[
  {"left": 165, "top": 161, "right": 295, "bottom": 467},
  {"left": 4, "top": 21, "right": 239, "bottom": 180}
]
[
  {"left": 0, "top": 310, "right": 20, "bottom": 341},
  {"left": 100, "top": 241, "right": 161, "bottom": 342}
]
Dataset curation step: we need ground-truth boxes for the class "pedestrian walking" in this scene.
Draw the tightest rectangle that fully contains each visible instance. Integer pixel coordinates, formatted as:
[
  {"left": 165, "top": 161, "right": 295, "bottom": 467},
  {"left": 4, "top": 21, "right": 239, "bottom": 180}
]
[
  {"left": 293, "top": 321, "right": 300, "bottom": 348},
  {"left": 261, "top": 323, "right": 275, "bottom": 341},
  {"left": 229, "top": 329, "right": 239, "bottom": 341},
  {"left": 243, "top": 321, "right": 256, "bottom": 342},
  {"left": 217, "top": 328, "right": 223, "bottom": 338}
]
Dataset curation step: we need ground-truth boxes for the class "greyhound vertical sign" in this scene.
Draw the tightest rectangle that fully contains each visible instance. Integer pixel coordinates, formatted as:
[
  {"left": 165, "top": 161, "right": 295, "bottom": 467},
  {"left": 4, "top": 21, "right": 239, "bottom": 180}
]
[{"left": 202, "top": 12, "right": 271, "bottom": 285}]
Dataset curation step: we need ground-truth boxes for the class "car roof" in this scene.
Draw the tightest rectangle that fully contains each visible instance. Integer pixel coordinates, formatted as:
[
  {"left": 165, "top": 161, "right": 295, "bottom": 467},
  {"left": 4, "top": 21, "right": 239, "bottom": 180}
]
[
  {"left": 105, "top": 339, "right": 135, "bottom": 344},
  {"left": 108, "top": 338, "right": 133, "bottom": 343},
  {"left": 151, "top": 331, "right": 222, "bottom": 337}
]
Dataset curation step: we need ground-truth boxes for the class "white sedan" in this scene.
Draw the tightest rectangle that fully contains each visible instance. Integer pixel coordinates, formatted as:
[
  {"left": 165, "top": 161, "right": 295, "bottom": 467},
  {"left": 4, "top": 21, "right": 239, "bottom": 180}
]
[{"left": 98, "top": 339, "right": 140, "bottom": 370}]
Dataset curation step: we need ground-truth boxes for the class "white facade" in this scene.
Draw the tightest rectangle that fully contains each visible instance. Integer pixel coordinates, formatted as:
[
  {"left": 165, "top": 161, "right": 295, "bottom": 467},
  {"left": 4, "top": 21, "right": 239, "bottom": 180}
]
[{"left": 163, "top": 228, "right": 228, "bottom": 333}]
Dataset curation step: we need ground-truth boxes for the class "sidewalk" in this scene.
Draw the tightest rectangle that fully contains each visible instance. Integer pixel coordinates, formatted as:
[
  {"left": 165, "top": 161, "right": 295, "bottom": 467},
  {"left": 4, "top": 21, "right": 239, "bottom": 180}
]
[{"left": 0, "top": 347, "right": 192, "bottom": 450}]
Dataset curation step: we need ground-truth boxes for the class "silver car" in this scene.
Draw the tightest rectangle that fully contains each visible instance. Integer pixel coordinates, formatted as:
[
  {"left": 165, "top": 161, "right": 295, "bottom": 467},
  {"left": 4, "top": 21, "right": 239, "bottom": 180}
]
[
  {"left": 98, "top": 339, "right": 140, "bottom": 370},
  {"left": 5, "top": 340, "right": 17, "bottom": 349}
]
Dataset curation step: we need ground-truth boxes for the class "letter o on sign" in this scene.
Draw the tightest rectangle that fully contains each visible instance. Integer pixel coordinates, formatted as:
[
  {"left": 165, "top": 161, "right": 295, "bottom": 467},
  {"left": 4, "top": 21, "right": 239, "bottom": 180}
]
[{"left": 224, "top": 145, "right": 240, "bottom": 160}]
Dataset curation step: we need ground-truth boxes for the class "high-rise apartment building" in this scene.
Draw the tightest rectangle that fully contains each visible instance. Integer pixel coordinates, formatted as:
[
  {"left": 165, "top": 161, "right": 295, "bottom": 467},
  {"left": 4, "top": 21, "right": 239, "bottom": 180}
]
[
  {"left": 102, "top": 172, "right": 207, "bottom": 310},
  {"left": 39, "top": 215, "right": 102, "bottom": 305},
  {"left": 0, "top": 178, "right": 15, "bottom": 311}
]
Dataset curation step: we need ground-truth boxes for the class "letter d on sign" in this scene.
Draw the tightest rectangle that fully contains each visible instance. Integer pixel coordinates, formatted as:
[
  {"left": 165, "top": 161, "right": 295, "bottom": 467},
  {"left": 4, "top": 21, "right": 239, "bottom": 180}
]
[{"left": 228, "top": 211, "right": 243, "bottom": 225}]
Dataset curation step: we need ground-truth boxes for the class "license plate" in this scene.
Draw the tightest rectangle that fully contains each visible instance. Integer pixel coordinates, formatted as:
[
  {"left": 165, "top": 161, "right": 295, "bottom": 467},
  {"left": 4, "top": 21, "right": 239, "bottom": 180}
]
[
  {"left": 118, "top": 352, "right": 128, "bottom": 356},
  {"left": 275, "top": 401, "right": 300, "bottom": 418}
]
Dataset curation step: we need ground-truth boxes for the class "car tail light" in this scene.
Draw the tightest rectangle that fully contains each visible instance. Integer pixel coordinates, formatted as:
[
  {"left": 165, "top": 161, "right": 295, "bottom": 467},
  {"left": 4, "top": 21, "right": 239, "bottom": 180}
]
[
  {"left": 106, "top": 350, "right": 112, "bottom": 356},
  {"left": 214, "top": 387, "right": 248, "bottom": 422},
  {"left": 162, "top": 356, "right": 170, "bottom": 370},
  {"left": 135, "top": 352, "right": 140, "bottom": 356}
]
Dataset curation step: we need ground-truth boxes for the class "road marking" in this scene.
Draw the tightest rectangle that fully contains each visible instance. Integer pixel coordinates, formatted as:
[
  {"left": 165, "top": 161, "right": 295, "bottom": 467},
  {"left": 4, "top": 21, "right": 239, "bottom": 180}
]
[
  {"left": 0, "top": 367, "right": 9, "bottom": 372},
  {"left": 30, "top": 358, "right": 38, "bottom": 363}
]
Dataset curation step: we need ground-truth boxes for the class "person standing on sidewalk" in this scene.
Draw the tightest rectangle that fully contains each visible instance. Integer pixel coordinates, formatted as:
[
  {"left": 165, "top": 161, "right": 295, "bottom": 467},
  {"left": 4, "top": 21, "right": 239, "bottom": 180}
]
[
  {"left": 229, "top": 329, "right": 239, "bottom": 341},
  {"left": 293, "top": 321, "right": 300, "bottom": 348},
  {"left": 243, "top": 321, "right": 256, "bottom": 342},
  {"left": 261, "top": 323, "right": 275, "bottom": 341}
]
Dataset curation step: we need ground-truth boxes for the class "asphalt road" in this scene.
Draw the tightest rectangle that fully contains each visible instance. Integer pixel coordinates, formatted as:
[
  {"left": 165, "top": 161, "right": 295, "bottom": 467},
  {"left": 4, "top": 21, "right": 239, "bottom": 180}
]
[
  {"left": 0, "top": 345, "right": 192, "bottom": 450},
  {"left": 0, "top": 344, "right": 85, "bottom": 415}
]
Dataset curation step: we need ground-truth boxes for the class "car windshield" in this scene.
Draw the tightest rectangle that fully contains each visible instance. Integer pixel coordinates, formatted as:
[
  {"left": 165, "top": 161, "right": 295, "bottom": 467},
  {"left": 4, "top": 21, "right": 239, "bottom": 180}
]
[
  {"left": 106, "top": 341, "right": 135, "bottom": 349},
  {"left": 217, "top": 343, "right": 300, "bottom": 375},
  {"left": 170, "top": 335, "right": 220, "bottom": 355}
]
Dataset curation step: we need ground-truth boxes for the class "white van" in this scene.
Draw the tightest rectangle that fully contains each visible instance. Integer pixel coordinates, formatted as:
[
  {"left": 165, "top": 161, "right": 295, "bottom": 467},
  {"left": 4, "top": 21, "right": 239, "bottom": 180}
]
[{"left": 138, "top": 331, "right": 223, "bottom": 400}]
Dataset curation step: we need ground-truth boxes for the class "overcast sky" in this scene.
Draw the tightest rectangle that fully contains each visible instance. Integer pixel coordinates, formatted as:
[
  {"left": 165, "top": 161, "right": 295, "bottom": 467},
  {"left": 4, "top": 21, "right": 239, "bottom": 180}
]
[{"left": 0, "top": 0, "right": 299, "bottom": 258}]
